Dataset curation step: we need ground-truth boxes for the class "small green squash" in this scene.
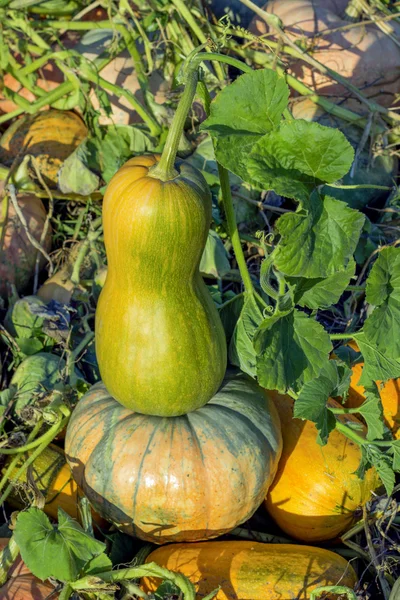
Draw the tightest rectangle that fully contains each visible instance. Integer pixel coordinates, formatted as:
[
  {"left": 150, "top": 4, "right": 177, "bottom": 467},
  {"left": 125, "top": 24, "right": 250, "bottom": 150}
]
[
  {"left": 65, "top": 372, "right": 282, "bottom": 544},
  {"left": 96, "top": 154, "right": 227, "bottom": 416}
]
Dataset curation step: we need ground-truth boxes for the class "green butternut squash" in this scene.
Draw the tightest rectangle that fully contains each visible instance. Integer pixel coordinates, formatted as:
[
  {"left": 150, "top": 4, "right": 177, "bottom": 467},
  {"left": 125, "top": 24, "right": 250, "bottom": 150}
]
[{"left": 96, "top": 154, "right": 227, "bottom": 416}]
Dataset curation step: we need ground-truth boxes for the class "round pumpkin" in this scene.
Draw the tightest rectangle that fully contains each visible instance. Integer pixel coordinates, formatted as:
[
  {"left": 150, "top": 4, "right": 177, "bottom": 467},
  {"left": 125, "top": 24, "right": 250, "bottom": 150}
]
[
  {"left": 346, "top": 364, "right": 400, "bottom": 440},
  {"left": 65, "top": 372, "right": 282, "bottom": 544},
  {"left": 0, "top": 539, "right": 57, "bottom": 599},
  {"left": 265, "top": 391, "right": 379, "bottom": 542},
  {"left": 96, "top": 154, "right": 227, "bottom": 416},
  {"left": 0, "top": 193, "right": 52, "bottom": 298},
  {"left": 142, "top": 541, "right": 357, "bottom": 600},
  {"left": 0, "top": 110, "right": 87, "bottom": 188},
  {"left": 250, "top": 0, "right": 400, "bottom": 109}
]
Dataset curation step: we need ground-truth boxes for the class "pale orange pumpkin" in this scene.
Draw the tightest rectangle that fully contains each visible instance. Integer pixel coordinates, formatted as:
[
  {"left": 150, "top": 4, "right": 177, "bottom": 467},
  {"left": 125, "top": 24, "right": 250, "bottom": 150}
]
[
  {"left": 346, "top": 364, "right": 400, "bottom": 440},
  {"left": 0, "top": 110, "right": 87, "bottom": 188},
  {"left": 65, "top": 373, "right": 282, "bottom": 544}
]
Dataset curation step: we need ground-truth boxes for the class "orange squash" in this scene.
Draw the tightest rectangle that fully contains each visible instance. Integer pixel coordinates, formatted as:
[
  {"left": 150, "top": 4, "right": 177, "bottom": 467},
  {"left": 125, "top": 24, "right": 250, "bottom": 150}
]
[
  {"left": 142, "top": 541, "right": 357, "bottom": 600},
  {"left": 0, "top": 538, "right": 58, "bottom": 599},
  {"left": 250, "top": 0, "right": 400, "bottom": 109},
  {"left": 337, "top": 340, "right": 400, "bottom": 439},
  {"left": 346, "top": 364, "right": 400, "bottom": 440},
  {"left": 0, "top": 192, "right": 52, "bottom": 297},
  {"left": 265, "top": 392, "right": 379, "bottom": 542},
  {"left": 0, "top": 110, "right": 87, "bottom": 188}
]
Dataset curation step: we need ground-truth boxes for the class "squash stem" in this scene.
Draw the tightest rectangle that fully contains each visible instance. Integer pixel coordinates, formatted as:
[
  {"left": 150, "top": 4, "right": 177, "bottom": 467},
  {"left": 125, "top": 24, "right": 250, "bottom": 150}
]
[
  {"left": 217, "top": 163, "right": 255, "bottom": 295},
  {"left": 149, "top": 67, "right": 199, "bottom": 182}
]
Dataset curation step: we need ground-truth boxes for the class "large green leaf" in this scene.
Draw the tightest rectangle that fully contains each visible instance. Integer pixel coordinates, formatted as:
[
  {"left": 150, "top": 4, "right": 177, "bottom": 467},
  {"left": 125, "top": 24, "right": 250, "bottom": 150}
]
[
  {"left": 14, "top": 508, "right": 107, "bottom": 582},
  {"left": 274, "top": 194, "right": 364, "bottom": 278},
  {"left": 353, "top": 331, "right": 400, "bottom": 384},
  {"left": 363, "top": 247, "right": 400, "bottom": 360},
  {"left": 288, "top": 259, "right": 356, "bottom": 310},
  {"left": 254, "top": 308, "right": 332, "bottom": 392},
  {"left": 201, "top": 69, "right": 289, "bottom": 182},
  {"left": 247, "top": 120, "right": 354, "bottom": 200}
]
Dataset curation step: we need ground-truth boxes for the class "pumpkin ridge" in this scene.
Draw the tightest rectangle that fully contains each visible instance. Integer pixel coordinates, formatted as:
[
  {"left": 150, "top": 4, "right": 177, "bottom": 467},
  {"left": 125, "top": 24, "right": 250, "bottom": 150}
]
[
  {"left": 184, "top": 413, "right": 210, "bottom": 534},
  {"left": 206, "top": 403, "right": 277, "bottom": 456},
  {"left": 131, "top": 420, "right": 162, "bottom": 537}
]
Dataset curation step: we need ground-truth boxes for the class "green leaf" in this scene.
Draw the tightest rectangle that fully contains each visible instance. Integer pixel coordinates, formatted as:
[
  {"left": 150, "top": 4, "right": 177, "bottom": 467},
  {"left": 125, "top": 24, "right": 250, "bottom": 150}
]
[
  {"left": 389, "top": 576, "right": 400, "bottom": 600},
  {"left": 84, "top": 552, "right": 113, "bottom": 575},
  {"left": 363, "top": 247, "right": 400, "bottom": 360},
  {"left": 369, "top": 453, "right": 395, "bottom": 496},
  {"left": 200, "top": 230, "right": 230, "bottom": 278},
  {"left": 154, "top": 580, "right": 181, "bottom": 600},
  {"left": 294, "top": 360, "right": 351, "bottom": 444},
  {"left": 201, "top": 69, "right": 289, "bottom": 182},
  {"left": 247, "top": 120, "right": 354, "bottom": 200},
  {"left": 254, "top": 308, "right": 332, "bottom": 392},
  {"left": 14, "top": 508, "right": 106, "bottom": 582},
  {"left": 391, "top": 440, "right": 400, "bottom": 471},
  {"left": 334, "top": 345, "right": 362, "bottom": 368},
  {"left": 11, "top": 352, "right": 84, "bottom": 413},
  {"left": 274, "top": 193, "right": 364, "bottom": 278},
  {"left": 15, "top": 337, "right": 44, "bottom": 356},
  {"left": 4, "top": 296, "right": 46, "bottom": 339},
  {"left": 288, "top": 259, "right": 356, "bottom": 309},
  {"left": 229, "top": 293, "right": 264, "bottom": 378},
  {"left": 219, "top": 293, "right": 244, "bottom": 343},
  {"left": 185, "top": 137, "right": 259, "bottom": 225},
  {"left": 353, "top": 331, "right": 400, "bottom": 385},
  {"left": 356, "top": 383, "right": 385, "bottom": 441},
  {"left": 62, "top": 126, "right": 154, "bottom": 190},
  {"left": 58, "top": 143, "right": 100, "bottom": 196}
]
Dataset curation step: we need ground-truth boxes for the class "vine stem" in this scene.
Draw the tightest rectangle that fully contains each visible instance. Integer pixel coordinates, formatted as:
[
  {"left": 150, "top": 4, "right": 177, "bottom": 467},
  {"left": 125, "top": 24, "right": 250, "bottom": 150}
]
[
  {"left": 169, "top": 0, "right": 225, "bottom": 81},
  {"left": 71, "top": 562, "right": 198, "bottom": 600},
  {"left": 346, "top": 285, "right": 366, "bottom": 291},
  {"left": 195, "top": 58, "right": 256, "bottom": 296},
  {"left": 0, "top": 536, "right": 20, "bottom": 587},
  {"left": 0, "top": 413, "right": 69, "bottom": 505},
  {"left": 0, "top": 420, "right": 43, "bottom": 494},
  {"left": 326, "top": 183, "right": 393, "bottom": 191},
  {"left": 330, "top": 333, "right": 355, "bottom": 340},
  {"left": 0, "top": 411, "right": 69, "bottom": 455},
  {"left": 217, "top": 163, "right": 255, "bottom": 294},
  {"left": 148, "top": 67, "right": 199, "bottom": 181}
]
